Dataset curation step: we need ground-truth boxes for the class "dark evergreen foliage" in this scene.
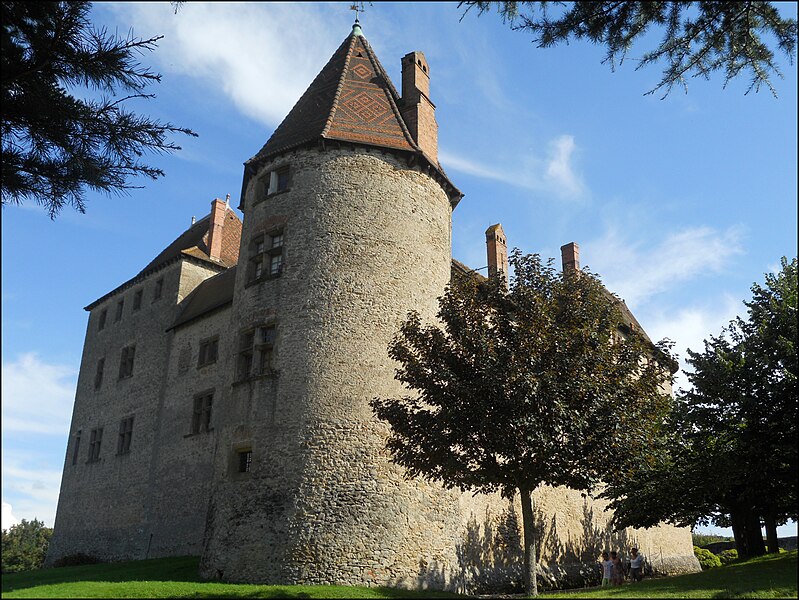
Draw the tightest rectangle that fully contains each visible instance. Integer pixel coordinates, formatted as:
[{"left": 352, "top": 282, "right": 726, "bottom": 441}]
[
  {"left": 371, "top": 250, "right": 675, "bottom": 596},
  {"left": 459, "top": 1, "right": 797, "bottom": 97},
  {"left": 1, "top": 1, "right": 196, "bottom": 218}
]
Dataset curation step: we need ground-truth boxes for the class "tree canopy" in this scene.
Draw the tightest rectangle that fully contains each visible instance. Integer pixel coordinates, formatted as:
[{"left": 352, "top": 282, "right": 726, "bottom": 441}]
[
  {"left": 1, "top": 1, "right": 196, "bottom": 218},
  {"left": 371, "top": 251, "right": 676, "bottom": 595},
  {"left": 602, "top": 257, "right": 797, "bottom": 558},
  {"left": 459, "top": 1, "right": 797, "bottom": 97},
  {"left": 1, "top": 519, "right": 52, "bottom": 573}
]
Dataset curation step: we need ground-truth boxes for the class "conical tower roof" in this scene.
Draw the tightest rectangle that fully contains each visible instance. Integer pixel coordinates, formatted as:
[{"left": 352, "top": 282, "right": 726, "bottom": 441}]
[{"left": 242, "top": 23, "right": 461, "bottom": 205}]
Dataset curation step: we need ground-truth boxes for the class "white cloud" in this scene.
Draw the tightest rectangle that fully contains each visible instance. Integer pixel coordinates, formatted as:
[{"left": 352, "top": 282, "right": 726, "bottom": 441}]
[
  {"left": 1, "top": 353, "right": 77, "bottom": 435},
  {"left": 546, "top": 135, "right": 585, "bottom": 197},
  {"left": 440, "top": 133, "right": 586, "bottom": 199},
  {"left": 582, "top": 225, "right": 745, "bottom": 309},
  {"left": 107, "top": 3, "right": 342, "bottom": 127},
  {"left": 1, "top": 452, "right": 63, "bottom": 527},
  {"left": 642, "top": 295, "right": 744, "bottom": 392},
  {"left": 2, "top": 502, "right": 19, "bottom": 531}
]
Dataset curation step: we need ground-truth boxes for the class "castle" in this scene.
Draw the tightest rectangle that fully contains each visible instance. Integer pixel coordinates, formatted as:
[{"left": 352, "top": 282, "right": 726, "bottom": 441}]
[{"left": 46, "top": 22, "right": 699, "bottom": 591}]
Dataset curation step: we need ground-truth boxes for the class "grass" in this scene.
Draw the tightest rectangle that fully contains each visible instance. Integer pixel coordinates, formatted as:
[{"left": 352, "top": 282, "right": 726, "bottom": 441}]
[
  {"left": 0, "top": 556, "right": 460, "bottom": 598},
  {"left": 545, "top": 551, "right": 798, "bottom": 598},
  {"left": 1, "top": 551, "right": 796, "bottom": 599}
]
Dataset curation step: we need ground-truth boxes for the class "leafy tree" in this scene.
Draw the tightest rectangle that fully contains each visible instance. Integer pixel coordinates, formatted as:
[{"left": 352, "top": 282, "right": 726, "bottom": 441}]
[
  {"left": 1, "top": 1, "right": 196, "bottom": 218},
  {"left": 602, "top": 257, "right": 797, "bottom": 559},
  {"left": 459, "top": 2, "right": 797, "bottom": 98},
  {"left": 1, "top": 519, "right": 53, "bottom": 573},
  {"left": 371, "top": 250, "right": 675, "bottom": 596}
]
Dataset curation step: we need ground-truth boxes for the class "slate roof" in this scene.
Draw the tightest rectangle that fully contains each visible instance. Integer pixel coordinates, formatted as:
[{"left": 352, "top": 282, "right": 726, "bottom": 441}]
[
  {"left": 170, "top": 266, "right": 237, "bottom": 331},
  {"left": 242, "top": 25, "right": 462, "bottom": 205},
  {"left": 84, "top": 208, "right": 241, "bottom": 311}
]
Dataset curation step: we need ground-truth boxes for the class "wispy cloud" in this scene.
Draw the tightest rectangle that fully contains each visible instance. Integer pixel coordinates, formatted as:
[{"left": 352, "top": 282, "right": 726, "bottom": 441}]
[
  {"left": 1, "top": 353, "right": 77, "bottom": 435},
  {"left": 1, "top": 452, "right": 63, "bottom": 527},
  {"left": 642, "top": 295, "right": 743, "bottom": 392},
  {"left": 582, "top": 225, "right": 746, "bottom": 309},
  {"left": 107, "top": 3, "right": 342, "bottom": 127},
  {"left": 440, "top": 133, "right": 587, "bottom": 199}
]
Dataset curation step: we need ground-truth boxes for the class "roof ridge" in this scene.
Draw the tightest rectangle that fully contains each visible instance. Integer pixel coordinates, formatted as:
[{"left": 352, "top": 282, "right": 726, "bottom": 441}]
[
  {"left": 321, "top": 34, "right": 357, "bottom": 138},
  {"left": 357, "top": 35, "right": 420, "bottom": 153}
]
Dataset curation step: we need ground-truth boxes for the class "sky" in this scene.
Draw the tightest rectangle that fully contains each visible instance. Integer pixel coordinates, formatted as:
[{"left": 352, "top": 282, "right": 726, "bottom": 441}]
[{"left": 2, "top": 2, "right": 797, "bottom": 540}]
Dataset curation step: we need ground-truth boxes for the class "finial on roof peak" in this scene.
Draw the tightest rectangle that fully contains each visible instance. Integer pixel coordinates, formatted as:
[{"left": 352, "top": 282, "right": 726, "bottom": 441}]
[{"left": 352, "top": 18, "right": 363, "bottom": 37}]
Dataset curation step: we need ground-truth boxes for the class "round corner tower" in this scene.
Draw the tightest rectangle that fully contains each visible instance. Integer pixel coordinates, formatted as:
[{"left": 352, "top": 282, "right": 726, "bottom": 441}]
[{"left": 199, "top": 24, "right": 466, "bottom": 587}]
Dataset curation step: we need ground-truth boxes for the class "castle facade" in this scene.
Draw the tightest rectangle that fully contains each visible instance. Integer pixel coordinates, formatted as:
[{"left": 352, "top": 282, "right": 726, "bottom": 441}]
[{"left": 46, "top": 22, "right": 699, "bottom": 591}]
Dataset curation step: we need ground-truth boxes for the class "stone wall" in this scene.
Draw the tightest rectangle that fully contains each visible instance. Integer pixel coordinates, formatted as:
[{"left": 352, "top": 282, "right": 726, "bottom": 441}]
[{"left": 46, "top": 259, "right": 223, "bottom": 565}]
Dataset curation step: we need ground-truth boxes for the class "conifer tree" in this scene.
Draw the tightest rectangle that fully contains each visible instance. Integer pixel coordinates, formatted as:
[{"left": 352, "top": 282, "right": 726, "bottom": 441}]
[{"left": 1, "top": 1, "right": 196, "bottom": 218}]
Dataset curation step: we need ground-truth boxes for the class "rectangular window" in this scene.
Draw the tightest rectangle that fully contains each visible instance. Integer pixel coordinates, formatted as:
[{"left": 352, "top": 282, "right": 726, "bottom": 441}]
[
  {"left": 266, "top": 166, "right": 290, "bottom": 196},
  {"left": 133, "top": 289, "right": 143, "bottom": 310},
  {"left": 237, "top": 325, "right": 275, "bottom": 380},
  {"left": 238, "top": 449, "right": 253, "bottom": 473},
  {"left": 94, "top": 358, "right": 105, "bottom": 390},
  {"left": 117, "top": 416, "right": 134, "bottom": 455},
  {"left": 247, "top": 231, "right": 284, "bottom": 283},
  {"left": 191, "top": 393, "right": 213, "bottom": 434},
  {"left": 119, "top": 345, "right": 136, "bottom": 379},
  {"left": 98, "top": 309, "right": 107, "bottom": 331},
  {"left": 198, "top": 336, "right": 219, "bottom": 368},
  {"left": 72, "top": 430, "right": 82, "bottom": 465},
  {"left": 87, "top": 427, "right": 103, "bottom": 463},
  {"left": 153, "top": 278, "right": 163, "bottom": 302},
  {"left": 115, "top": 299, "right": 124, "bottom": 322}
]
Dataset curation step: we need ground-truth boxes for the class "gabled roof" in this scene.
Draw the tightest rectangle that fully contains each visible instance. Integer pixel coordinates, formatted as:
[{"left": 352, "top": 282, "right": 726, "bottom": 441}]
[
  {"left": 84, "top": 207, "right": 241, "bottom": 311},
  {"left": 242, "top": 25, "right": 462, "bottom": 205},
  {"left": 169, "top": 266, "right": 237, "bottom": 331}
]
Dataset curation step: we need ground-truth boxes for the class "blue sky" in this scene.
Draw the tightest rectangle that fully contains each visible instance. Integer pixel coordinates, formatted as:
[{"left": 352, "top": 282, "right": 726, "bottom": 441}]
[{"left": 2, "top": 2, "right": 797, "bottom": 539}]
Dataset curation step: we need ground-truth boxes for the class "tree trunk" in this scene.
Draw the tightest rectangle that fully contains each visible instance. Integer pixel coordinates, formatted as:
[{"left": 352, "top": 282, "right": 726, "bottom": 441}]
[
  {"left": 730, "top": 509, "right": 746, "bottom": 556},
  {"left": 744, "top": 509, "right": 766, "bottom": 557},
  {"left": 519, "top": 487, "right": 538, "bottom": 597},
  {"left": 764, "top": 511, "right": 779, "bottom": 553}
]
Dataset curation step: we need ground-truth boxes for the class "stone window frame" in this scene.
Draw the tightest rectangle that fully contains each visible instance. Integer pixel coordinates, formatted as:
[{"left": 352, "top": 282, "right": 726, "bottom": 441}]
[
  {"left": 189, "top": 390, "right": 214, "bottom": 435},
  {"left": 87, "top": 427, "right": 103, "bottom": 463},
  {"left": 119, "top": 344, "right": 136, "bottom": 379},
  {"left": 229, "top": 441, "right": 254, "bottom": 479},
  {"left": 71, "top": 429, "right": 82, "bottom": 465},
  {"left": 94, "top": 357, "right": 105, "bottom": 390},
  {"left": 115, "top": 298, "right": 124, "bottom": 322},
  {"left": 153, "top": 278, "right": 164, "bottom": 303},
  {"left": 255, "top": 165, "right": 291, "bottom": 205},
  {"left": 133, "top": 288, "right": 143, "bottom": 311},
  {"left": 246, "top": 229, "right": 284, "bottom": 285},
  {"left": 197, "top": 335, "right": 219, "bottom": 368},
  {"left": 117, "top": 415, "right": 134, "bottom": 455},
  {"left": 235, "top": 324, "right": 276, "bottom": 382},
  {"left": 98, "top": 309, "right": 107, "bottom": 331}
]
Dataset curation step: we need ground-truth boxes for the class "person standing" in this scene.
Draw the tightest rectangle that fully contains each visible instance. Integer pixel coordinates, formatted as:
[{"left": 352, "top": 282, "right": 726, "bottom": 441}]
[
  {"left": 611, "top": 550, "right": 625, "bottom": 585},
  {"left": 629, "top": 547, "right": 644, "bottom": 582},
  {"left": 599, "top": 551, "right": 613, "bottom": 587}
]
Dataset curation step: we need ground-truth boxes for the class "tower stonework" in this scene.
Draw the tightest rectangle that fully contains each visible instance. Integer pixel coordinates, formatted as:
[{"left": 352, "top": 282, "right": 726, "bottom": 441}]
[{"left": 46, "top": 22, "right": 699, "bottom": 592}]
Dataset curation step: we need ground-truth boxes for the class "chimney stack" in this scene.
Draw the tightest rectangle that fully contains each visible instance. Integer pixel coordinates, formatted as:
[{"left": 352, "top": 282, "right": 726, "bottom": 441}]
[
  {"left": 208, "top": 198, "right": 227, "bottom": 262},
  {"left": 560, "top": 242, "right": 580, "bottom": 272},
  {"left": 486, "top": 223, "right": 509, "bottom": 287},
  {"left": 400, "top": 51, "right": 438, "bottom": 162}
]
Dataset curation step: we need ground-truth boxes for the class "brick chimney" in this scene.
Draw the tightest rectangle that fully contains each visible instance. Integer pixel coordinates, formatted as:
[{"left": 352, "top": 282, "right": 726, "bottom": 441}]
[
  {"left": 207, "top": 198, "right": 227, "bottom": 262},
  {"left": 400, "top": 51, "right": 438, "bottom": 162},
  {"left": 486, "top": 223, "right": 508, "bottom": 286},
  {"left": 560, "top": 242, "right": 580, "bottom": 272}
]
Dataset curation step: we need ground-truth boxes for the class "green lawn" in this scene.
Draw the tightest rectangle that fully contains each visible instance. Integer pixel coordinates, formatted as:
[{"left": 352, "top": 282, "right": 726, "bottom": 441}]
[
  {"left": 545, "top": 551, "right": 798, "bottom": 598},
  {"left": 2, "top": 551, "right": 796, "bottom": 599}
]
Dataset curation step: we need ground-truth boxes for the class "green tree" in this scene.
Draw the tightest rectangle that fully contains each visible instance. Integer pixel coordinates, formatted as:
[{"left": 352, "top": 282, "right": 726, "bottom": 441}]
[
  {"left": 459, "top": 1, "right": 797, "bottom": 97},
  {"left": 602, "top": 257, "right": 798, "bottom": 559},
  {"left": 1, "top": 519, "right": 53, "bottom": 573},
  {"left": 371, "top": 251, "right": 675, "bottom": 596},
  {"left": 1, "top": 1, "right": 196, "bottom": 218}
]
